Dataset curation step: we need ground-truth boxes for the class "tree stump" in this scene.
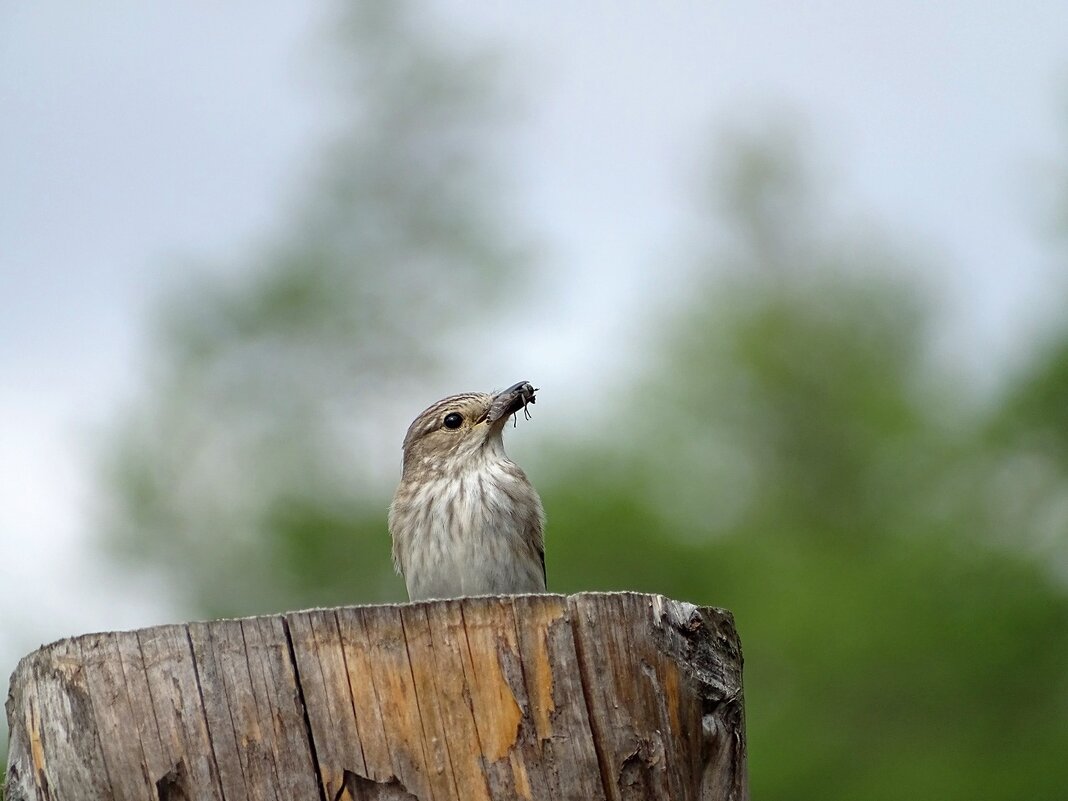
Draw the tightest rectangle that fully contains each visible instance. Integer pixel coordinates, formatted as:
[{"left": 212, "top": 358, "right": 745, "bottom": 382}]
[{"left": 5, "top": 592, "right": 746, "bottom": 801}]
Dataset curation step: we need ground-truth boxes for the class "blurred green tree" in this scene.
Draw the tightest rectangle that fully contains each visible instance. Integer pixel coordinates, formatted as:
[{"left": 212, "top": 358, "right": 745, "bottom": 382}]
[
  {"left": 99, "top": 2, "right": 526, "bottom": 617},
  {"left": 543, "top": 129, "right": 1068, "bottom": 800}
]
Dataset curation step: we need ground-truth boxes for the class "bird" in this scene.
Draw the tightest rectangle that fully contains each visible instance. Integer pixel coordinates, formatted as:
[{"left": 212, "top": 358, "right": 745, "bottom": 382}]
[{"left": 389, "top": 380, "right": 545, "bottom": 601}]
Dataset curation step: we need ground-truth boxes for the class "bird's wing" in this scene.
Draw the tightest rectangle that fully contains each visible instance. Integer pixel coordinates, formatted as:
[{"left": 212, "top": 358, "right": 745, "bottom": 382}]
[
  {"left": 540, "top": 542, "right": 546, "bottom": 590},
  {"left": 529, "top": 511, "right": 546, "bottom": 591}
]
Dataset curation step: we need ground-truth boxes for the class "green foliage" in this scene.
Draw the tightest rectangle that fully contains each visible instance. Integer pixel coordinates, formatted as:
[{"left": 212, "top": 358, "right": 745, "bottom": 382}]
[
  {"left": 539, "top": 132, "right": 1068, "bottom": 798},
  {"left": 95, "top": 11, "right": 1068, "bottom": 800}
]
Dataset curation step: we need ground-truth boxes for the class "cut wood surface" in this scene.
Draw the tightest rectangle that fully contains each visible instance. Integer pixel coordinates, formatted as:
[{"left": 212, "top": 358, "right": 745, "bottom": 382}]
[{"left": 5, "top": 592, "right": 747, "bottom": 801}]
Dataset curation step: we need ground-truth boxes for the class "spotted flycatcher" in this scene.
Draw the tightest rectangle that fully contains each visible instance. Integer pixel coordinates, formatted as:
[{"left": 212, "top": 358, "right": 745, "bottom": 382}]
[{"left": 389, "top": 381, "right": 545, "bottom": 601}]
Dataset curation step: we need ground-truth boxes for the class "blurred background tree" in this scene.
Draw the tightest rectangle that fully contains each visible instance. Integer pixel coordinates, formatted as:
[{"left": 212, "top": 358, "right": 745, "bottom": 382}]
[
  {"left": 99, "top": 2, "right": 528, "bottom": 616},
  {"left": 543, "top": 128, "right": 1068, "bottom": 799},
  {"left": 96, "top": 3, "right": 1068, "bottom": 800}
]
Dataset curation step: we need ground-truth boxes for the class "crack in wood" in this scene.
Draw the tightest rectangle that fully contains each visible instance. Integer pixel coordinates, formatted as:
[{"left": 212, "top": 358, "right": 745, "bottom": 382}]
[
  {"left": 336, "top": 768, "right": 420, "bottom": 801},
  {"left": 567, "top": 597, "right": 616, "bottom": 801},
  {"left": 155, "top": 759, "right": 190, "bottom": 801},
  {"left": 283, "top": 616, "right": 330, "bottom": 801},
  {"left": 181, "top": 626, "right": 227, "bottom": 800}
]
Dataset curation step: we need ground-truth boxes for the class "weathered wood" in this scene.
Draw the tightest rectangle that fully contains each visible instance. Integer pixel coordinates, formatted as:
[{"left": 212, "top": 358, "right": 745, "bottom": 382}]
[{"left": 5, "top": 593, "right": 747, "bottom": 801}]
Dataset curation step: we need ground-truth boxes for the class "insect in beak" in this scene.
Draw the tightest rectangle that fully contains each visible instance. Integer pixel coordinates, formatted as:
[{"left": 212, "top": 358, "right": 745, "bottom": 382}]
[{"left": 487, "top": 381, "right": 538, "bottom": 425}]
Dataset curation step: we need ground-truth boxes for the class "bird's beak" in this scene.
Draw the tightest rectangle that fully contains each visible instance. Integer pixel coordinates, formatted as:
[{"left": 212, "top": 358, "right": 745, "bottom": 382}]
[{"left": 486, "top": 381, "right": 538, "bottom": 424}]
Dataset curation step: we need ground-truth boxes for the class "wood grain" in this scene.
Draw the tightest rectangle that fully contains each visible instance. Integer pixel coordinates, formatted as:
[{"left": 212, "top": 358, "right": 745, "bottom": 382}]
[{"left": 5, "top": 593, "right": 746, "bottom": 801}]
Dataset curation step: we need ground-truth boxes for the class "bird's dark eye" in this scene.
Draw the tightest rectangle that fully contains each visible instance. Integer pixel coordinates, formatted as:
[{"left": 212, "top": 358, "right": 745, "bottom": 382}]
[{"left": 443, "top": 412, "right": 464, "bottom": 430}]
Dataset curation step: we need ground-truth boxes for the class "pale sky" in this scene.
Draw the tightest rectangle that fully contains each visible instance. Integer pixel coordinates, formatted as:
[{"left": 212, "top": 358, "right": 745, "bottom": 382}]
[{"left": 2, "top": 2, "right": 1067, "bottom": 672}]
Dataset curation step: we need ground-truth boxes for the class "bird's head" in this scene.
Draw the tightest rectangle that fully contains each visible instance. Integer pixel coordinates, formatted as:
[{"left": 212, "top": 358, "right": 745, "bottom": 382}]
[{"left": 400, "top": 381, "right": 537, "bottom": 477}]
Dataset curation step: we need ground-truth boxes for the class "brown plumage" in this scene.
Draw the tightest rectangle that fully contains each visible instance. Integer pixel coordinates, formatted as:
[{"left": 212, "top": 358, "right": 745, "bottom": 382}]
[{"left": 388, "top": 381, "right": 545, "bottom": 601}]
